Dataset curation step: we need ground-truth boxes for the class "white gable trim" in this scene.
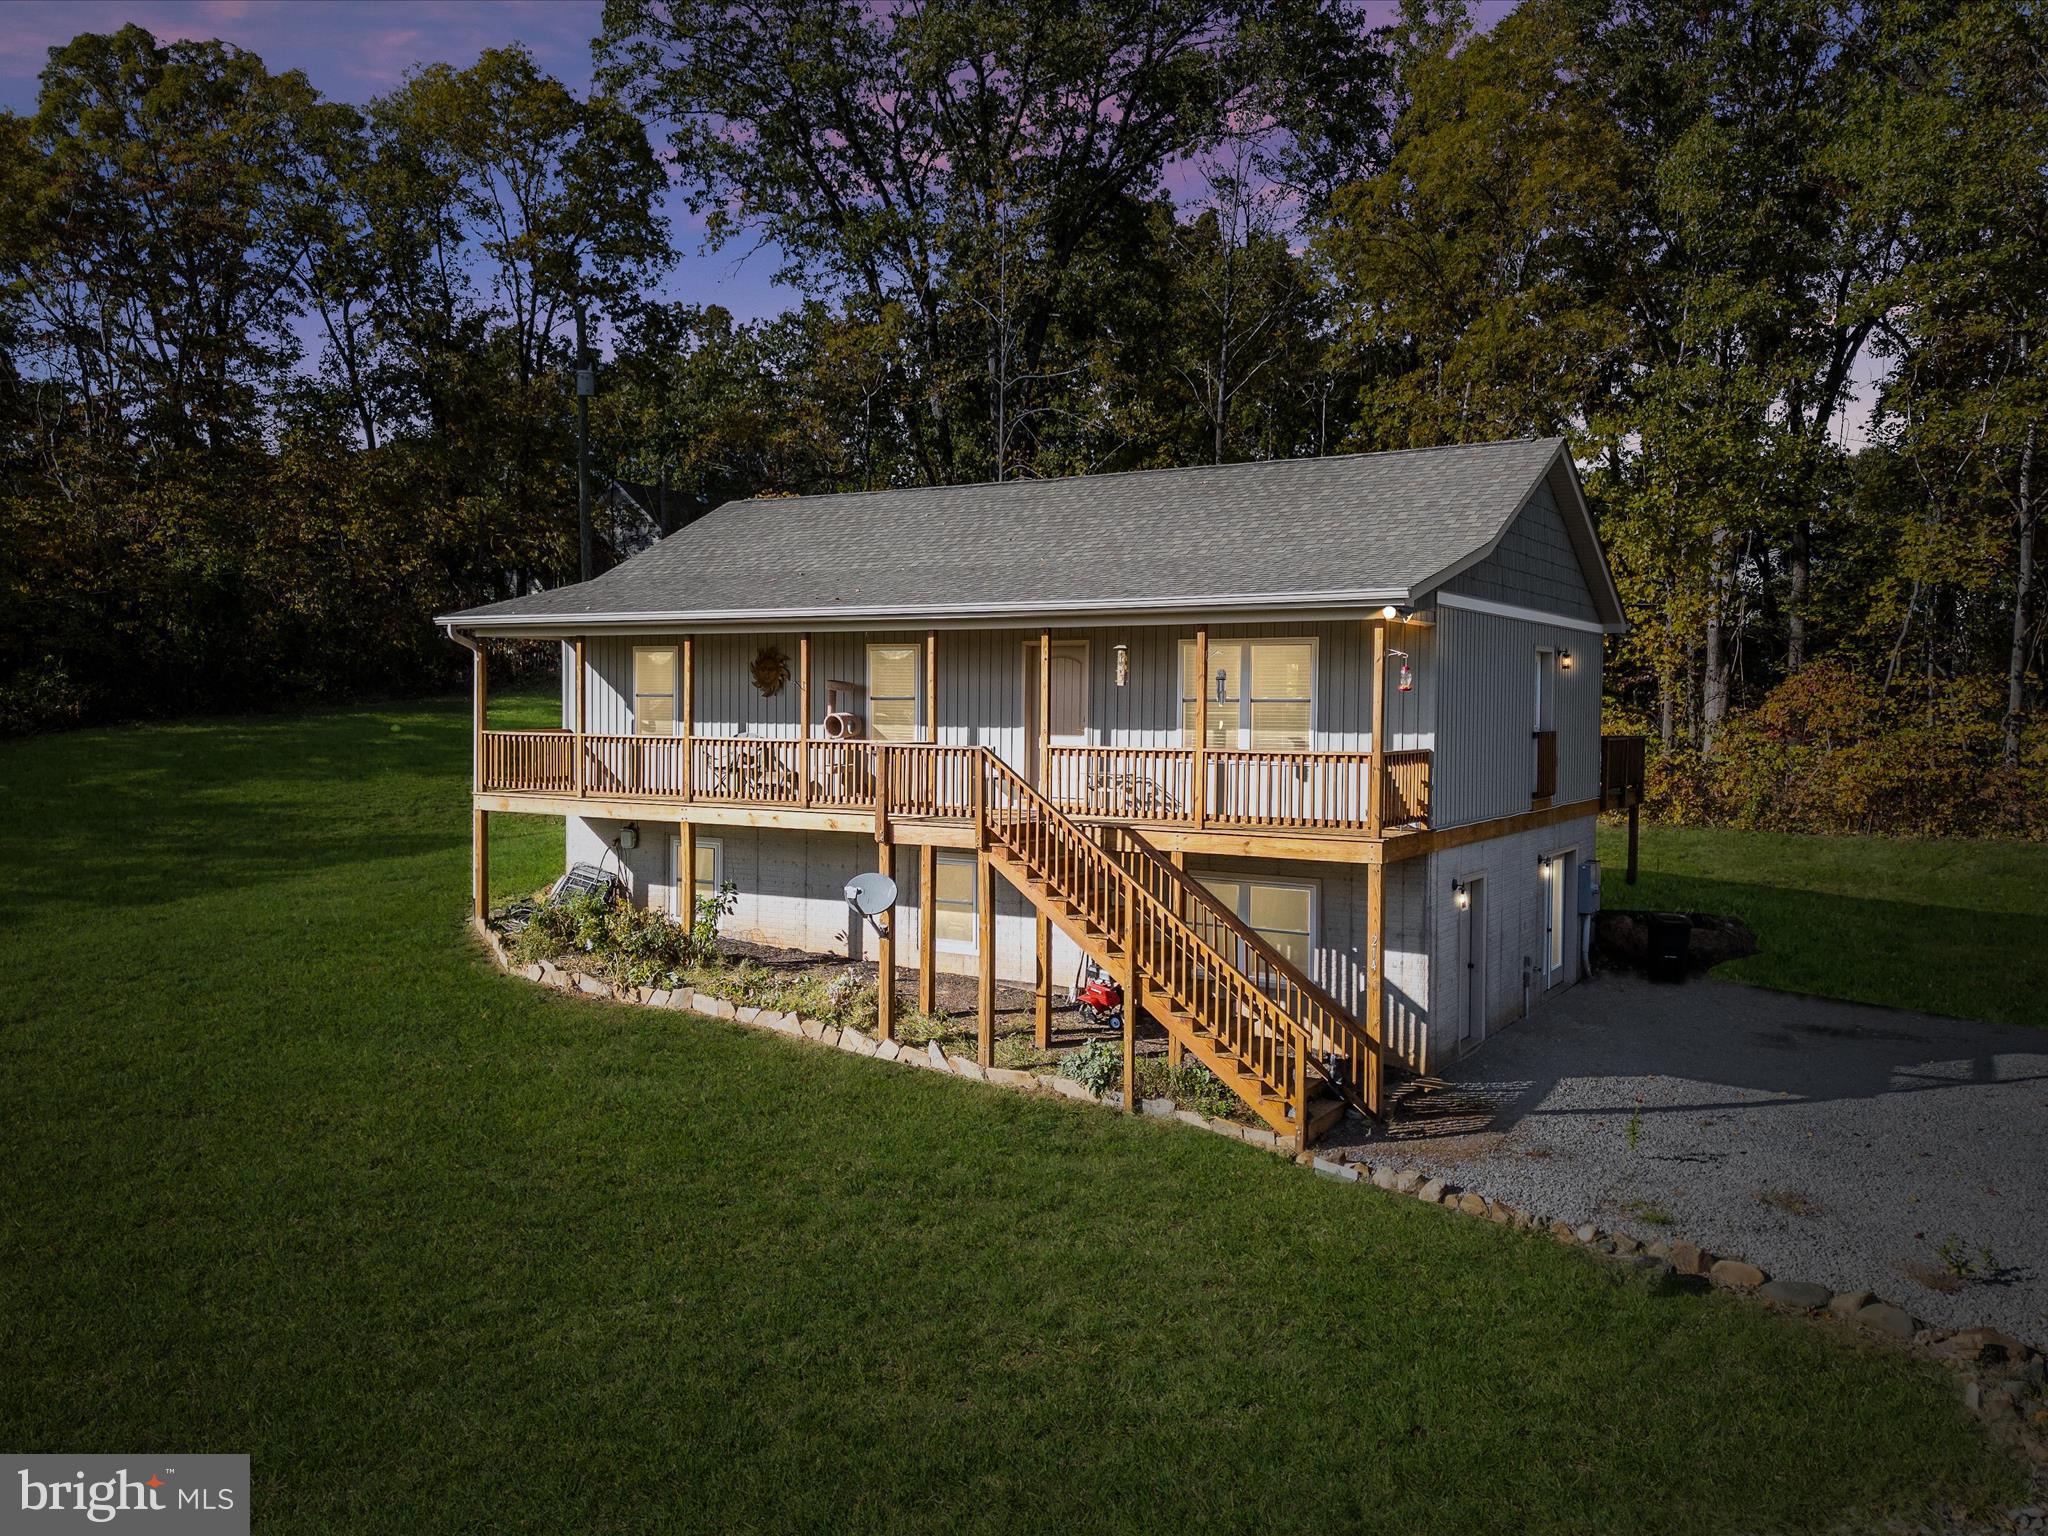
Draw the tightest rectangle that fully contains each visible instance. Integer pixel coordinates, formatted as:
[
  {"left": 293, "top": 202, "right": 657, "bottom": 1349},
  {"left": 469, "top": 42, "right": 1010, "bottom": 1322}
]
[{"left": 1436, "top": 591, "right": 1612, "bottom": 635}]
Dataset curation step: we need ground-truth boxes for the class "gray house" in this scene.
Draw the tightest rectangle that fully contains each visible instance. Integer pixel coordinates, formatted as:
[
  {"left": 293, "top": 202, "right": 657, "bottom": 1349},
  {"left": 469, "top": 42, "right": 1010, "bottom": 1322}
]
[{"left": 441, "top": 437, "right": 1637, "bottom": 1146}]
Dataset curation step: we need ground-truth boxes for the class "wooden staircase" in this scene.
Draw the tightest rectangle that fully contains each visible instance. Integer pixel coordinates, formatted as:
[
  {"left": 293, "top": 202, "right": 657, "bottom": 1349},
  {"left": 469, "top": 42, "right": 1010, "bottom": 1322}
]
[{"left": 973, "top": 751, "right": 1380, "bottom": 1150}]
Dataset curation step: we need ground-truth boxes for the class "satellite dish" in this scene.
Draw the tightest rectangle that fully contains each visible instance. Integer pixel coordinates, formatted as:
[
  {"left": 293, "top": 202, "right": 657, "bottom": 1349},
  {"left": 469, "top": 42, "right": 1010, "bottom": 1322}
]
[{"left": 844, "top": 871, "right": 898, "bottom": 919}]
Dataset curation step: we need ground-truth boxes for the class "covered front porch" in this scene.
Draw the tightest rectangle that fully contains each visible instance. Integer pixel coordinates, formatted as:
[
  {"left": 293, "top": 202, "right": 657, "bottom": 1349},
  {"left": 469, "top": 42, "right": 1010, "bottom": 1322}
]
[{"left": 469, "top": 618, "right": 1434, "bottom": 841}]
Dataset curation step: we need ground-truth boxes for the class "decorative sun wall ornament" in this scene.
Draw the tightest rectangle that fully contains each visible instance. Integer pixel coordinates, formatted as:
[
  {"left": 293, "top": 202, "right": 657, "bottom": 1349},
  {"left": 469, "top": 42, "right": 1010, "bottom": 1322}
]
[{"left": 751, "top": 646, "right": 791, "bottom": 697}]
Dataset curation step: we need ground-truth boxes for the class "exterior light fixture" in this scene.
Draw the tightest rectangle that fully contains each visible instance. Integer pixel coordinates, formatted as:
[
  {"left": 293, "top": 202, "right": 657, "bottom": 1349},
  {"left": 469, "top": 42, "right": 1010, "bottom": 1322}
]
[
  {"left": 1114, "top": 643, "right": 1130, "bottom": 688},
  {"left": 1560, "top": 648, "right": 1574, "bottom": 670},
  {"left": 1381, "top": 604, "right": 1400, "bottom": 621},
  {"left": 1452, "top": 880, "right": 1469, "bottom": 909},
  {"left": 1538, "top": 855, "right": 1551, "bottom": 876}
]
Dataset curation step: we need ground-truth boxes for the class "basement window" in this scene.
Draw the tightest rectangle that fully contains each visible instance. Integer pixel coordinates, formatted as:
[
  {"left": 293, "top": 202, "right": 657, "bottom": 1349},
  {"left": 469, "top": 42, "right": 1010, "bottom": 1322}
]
[{"left": 1198, "top": 876, "right": 1316, "bottom": 970}]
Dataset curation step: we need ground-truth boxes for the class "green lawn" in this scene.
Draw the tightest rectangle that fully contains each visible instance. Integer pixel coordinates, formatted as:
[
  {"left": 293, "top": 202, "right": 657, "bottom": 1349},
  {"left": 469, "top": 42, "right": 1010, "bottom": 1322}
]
[
  {"left": 1597, "top": 822, "right": 2048, "bottom": 1029},
  {"left": 0, "top": 699, "right": 2021, "bottom": 1533}
]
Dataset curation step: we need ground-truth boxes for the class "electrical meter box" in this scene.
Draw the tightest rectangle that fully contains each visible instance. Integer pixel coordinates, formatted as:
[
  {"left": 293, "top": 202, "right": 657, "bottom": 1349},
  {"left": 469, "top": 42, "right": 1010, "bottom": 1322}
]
[{"left": 1578, "top": 858, "right": 1602, "bottom": 914}]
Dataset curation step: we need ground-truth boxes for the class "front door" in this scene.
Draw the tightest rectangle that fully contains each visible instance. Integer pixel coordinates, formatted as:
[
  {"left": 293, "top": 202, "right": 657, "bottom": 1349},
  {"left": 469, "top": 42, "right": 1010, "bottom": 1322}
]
[
  {"left": 1458, "top": 877, "right": 1486, "bottom": 1049},
  {"left": 1024, "top": 641, "right": 1089, "bottom": 784}
]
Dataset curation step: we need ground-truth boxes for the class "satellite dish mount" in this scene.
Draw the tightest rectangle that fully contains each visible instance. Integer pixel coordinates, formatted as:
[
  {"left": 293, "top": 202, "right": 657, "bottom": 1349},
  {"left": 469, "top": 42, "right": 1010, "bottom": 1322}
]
[{"left": 843, "top": 871, "right": 898, "bottom": 936}]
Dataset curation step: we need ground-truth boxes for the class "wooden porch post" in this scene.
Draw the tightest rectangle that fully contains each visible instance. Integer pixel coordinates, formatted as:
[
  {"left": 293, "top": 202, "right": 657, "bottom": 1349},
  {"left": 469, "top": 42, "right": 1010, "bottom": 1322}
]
[
  {"left": 473, "top": 639, "right": 487, "bottom": 794},
  {"left": 680, "top": 636, "right": 694, "bottom": 800},
  {"left": 1367, "top": 620, "right": 1387, "bottom": 837},
  {"left": 798, "top": 632, "right": 812, "bottom": 806},
  {"left": 472, "top": 808, "right": 489, "bottom": 920},
  {"left": 1033, "top": 910, "right": 1051, "bottom": 1050},
  {"left": 573, "top": 636, "right": 587, "bottom": 799},
  {"left": 918, "top": 845, "right": 937, "bottom": 1013},
  {"left": 1037, "top": 628, "right": 1051, "bottom": 791},
  {"left": 1192, "top": 626, "right": 1208, "bottom": 828},
  {"left": 678, "top": 820, "right": 696, "bottom": 923},
  {"left": 1365, "top": 858, "right": 1386, "bottom": 1116},
  {"left": 976, "top": 848, "right": 996, "bottom": 1067},
  {"left": 925, "top": 630, "right": 938, "bottom": 743},
  {"left": 1121, "top": 898, "right": 1139, "bottom": 1112},
  {"left": 875, "top": 841, "right": 896, "bottom": 1043}
]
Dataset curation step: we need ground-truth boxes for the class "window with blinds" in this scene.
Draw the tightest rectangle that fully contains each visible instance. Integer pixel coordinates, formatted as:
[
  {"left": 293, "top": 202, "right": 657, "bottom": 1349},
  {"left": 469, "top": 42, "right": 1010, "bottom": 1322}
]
[
  {"left": 932, "top": 850, "right": 977, "bottom": 949},
  {"left": 867, "top": 643, "right": 921, "bottom": 742},
  {"left": 1199, "top": 876, "right": 1316, "bottom": 970},
  {"left": 633, "top": 646, "right": 676, "bottom": 735},
  {"left": 1179, "top": 639, "right": 1313, "bottom": 750}
]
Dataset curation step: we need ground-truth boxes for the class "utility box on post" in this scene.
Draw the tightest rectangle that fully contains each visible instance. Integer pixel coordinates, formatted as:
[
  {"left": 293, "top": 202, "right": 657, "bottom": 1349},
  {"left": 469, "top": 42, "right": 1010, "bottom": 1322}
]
[{"left": 1578, "top": 858, "right": 1602, "bottom": 914}]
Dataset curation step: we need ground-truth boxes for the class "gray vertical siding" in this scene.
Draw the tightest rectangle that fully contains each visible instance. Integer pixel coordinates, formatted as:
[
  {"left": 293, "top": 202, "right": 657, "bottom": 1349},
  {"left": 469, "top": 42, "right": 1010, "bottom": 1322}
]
[
  {"left": 570, "top": 618, "right": 1434, "bottom": 755},
  {"left": 1430, "top": 605, "right": 1601, "bottom": 827},
  {"left": 1442, "top": 483, "right": 1600, "bottom": 621}
]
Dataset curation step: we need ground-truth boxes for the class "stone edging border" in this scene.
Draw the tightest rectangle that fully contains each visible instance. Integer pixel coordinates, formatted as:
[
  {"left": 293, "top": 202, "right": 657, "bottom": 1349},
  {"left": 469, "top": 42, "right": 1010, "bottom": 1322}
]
[{"left": 474, "top": 918, "right": 2048, "bottom": 1459}]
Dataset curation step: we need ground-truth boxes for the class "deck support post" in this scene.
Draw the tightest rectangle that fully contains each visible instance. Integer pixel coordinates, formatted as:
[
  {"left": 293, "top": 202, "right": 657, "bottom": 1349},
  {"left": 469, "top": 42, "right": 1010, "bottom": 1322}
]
[
  {"left": 798, "top": 632, "right": 812, "bottom": 807},
  {"left": 680, "top": 636, "right": 694, "bottom": 801},
  {"left": 1367, "top": 620, "right": 1387, "bottom": 838},
  {"left": 918, "top": 844, "right": 937, "bottom": 1013},
  {"left": 976, "top": 848, "right": 995, "bottom": 1068},
  {"left": 472, "top": 808, "right": 489, "bottom": 920},
  {"left": 875, "top": 840, "right": 895, "bottom": 1043},
  {"left": 1121, "top": 898, "right": 1139, "bottom": 1112},
  {"left": 1365, "top": 859, "right": 1386, "bottom": 1116},
  {"left": 1192, "top": 626, "right": 1208, "bottom": 828},
  {"left": 1033, "top": 910, "right": 1051, "bottom": 1050},
  {"left": 573, "top": 636, "right": 587, "bottom": 799}
]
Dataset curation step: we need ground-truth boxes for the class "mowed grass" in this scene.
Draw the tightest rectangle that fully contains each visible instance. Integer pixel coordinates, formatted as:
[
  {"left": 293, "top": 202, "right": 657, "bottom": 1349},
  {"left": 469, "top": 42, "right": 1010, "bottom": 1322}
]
[
  {"left": 0, "top": 698, "right": 2021, "bottom": 1534},
  {"left": 1596, "top": 822, "right": 2048, "bottom": 1029}
]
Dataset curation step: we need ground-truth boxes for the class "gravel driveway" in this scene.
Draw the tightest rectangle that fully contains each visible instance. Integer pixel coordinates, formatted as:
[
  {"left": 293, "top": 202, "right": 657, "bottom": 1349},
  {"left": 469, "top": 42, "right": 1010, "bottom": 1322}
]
[{"left": 1326, "top": 974, "right": 2048, "bottom": 1342}]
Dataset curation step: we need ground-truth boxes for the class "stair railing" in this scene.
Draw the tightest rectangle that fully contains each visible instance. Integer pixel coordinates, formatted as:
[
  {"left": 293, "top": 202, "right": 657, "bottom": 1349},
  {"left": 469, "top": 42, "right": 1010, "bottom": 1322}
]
[
  {"left": 976, "top": 750, "right": 1313, "bottom": 1127},
  {"left": 1098, "top": 825, "right": 1382, "bottom": 1117}
]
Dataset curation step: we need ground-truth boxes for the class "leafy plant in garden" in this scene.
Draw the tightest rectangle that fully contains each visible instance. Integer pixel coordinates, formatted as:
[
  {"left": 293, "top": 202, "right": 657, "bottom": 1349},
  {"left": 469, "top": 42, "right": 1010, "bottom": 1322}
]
[{"left": 1061, "top": 1039, "right": 1122, "bottom": 1095}]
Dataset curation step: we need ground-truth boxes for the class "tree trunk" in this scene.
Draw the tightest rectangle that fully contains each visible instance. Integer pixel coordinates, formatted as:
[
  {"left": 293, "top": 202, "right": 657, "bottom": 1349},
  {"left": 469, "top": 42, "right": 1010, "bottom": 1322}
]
[
  {"left": 2005, "top": 421, "right": 2038, "bottom": 766},
  {"left": 1702, "top": 528, "right": 1733, "bottom": 753},
  {"left": 1787, "top": 517, "right": 1809, "bottom": 671}
]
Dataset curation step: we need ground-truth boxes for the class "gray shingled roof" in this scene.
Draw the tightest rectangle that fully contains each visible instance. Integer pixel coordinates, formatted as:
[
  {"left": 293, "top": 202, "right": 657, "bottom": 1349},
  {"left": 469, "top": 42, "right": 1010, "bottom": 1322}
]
[{"left": 443, "top": 437, "right": 1609, "bottom": 630}]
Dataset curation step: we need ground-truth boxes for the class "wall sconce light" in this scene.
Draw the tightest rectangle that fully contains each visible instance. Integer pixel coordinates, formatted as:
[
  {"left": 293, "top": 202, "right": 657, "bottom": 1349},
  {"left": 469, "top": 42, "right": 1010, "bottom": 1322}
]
[
  {"left": 1538, "top": 855, "right": 1551, "bottom": 877},
  {"left": 618, "top": 823, "right": 641, "bottom": 851},
  {"left": 1452, "top": 880, "right": 1469, "bottom": 909},
  {"left": 1560, "top": 648, "right": 1574, "bottom": 670},
  {"left": 1113, "top": 643, "right": 1130, "bottom": 688}
]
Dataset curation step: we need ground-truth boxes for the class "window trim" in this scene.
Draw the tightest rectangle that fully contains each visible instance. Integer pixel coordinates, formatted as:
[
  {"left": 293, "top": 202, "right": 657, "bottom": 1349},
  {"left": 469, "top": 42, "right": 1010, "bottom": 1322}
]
[
  {"left": 1197, "top": 873, "right": 1318, "bottom": 975},
  {"left": 633, "top": 643, "right": 678, "bottom": 737},
  {"left": 865, "top": 641, "right": 924, "bottom": 743},
  {"left": 931, "top": 848, "right": 979, "bottom": 954},
  {"left": 1177, "top": 636, "right": 1318, "bottom": 751}
]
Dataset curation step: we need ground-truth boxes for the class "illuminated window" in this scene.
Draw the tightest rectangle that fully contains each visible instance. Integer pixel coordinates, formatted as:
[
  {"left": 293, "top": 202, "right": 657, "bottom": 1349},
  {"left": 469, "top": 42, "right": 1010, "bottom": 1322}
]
[
  {"left": 633, "top": 646, "right": 676, "bottom": 735},
  {"left": 1198, "top": 876, "right": 1315, "bottom": 971},
  {"left": 1180, "top": 639, "right": 1313, "bottom": 750},
  {"left": 933, "top": 850, "right": 978, "bottom": 951},
  {"left": 867, "top": 643, "right": 921, "bottom": 742}
]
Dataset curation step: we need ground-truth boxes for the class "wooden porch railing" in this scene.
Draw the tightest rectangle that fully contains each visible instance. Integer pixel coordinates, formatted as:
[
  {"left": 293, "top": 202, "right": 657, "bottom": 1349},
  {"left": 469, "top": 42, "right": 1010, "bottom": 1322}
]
[{"left": 478, "top": 730, "right": 1430, "bottom": 836}]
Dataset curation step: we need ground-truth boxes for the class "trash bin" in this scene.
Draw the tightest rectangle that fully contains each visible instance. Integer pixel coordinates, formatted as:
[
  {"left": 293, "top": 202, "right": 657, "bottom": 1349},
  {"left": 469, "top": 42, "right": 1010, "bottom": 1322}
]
[{"left": 1647, "top": 912, "right": 1690, "bottom": 983}]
